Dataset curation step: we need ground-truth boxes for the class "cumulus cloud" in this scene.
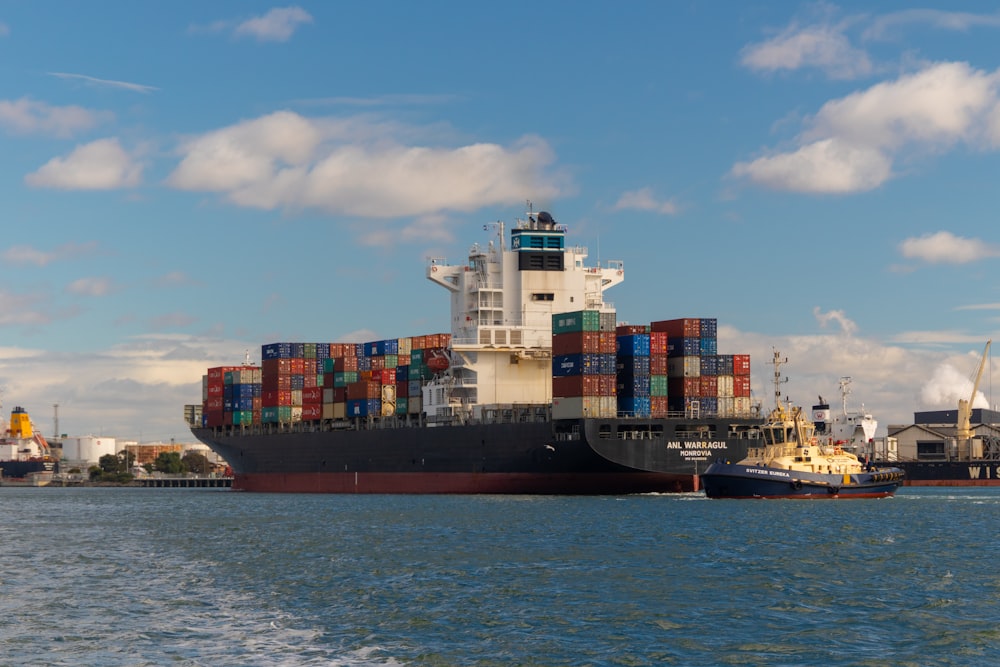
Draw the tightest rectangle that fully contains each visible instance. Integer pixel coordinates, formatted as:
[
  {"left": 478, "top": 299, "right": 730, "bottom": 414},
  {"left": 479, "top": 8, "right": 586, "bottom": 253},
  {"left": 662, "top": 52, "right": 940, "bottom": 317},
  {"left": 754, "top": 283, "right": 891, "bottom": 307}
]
[
  {"left": 732, "top": 62, "right": 1000, "bottom": 193},
  {"left": 899, "top": 231, "right": 1000, "bottom": 264},
  {"left": 0, "top": 97, "right": 111, "bottom": 137},
  {"left": 166, "top": 111, "right": 566, "bottom": 218},
  {"left": 613, "top": 188, "right": 679, "bottom": 215},
  {"left": 26, "top": 138, "right": 143, "bottom": 190},
  {"left": 235, "top": 6, "right": 313, "bottom": 42},
  {"left": 920, "top": 363, "right": 989, "bottom": 409},
  {"left": 741, "top": 23, "right": 872, "bottom": 80}
]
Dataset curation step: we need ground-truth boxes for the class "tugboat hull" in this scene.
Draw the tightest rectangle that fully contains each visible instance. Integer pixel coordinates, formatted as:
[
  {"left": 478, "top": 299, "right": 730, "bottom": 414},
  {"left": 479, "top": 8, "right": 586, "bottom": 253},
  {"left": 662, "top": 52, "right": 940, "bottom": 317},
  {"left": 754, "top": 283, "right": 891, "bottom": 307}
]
[{"left": 700, "top": 463, "right": 904, "bottom": 499}]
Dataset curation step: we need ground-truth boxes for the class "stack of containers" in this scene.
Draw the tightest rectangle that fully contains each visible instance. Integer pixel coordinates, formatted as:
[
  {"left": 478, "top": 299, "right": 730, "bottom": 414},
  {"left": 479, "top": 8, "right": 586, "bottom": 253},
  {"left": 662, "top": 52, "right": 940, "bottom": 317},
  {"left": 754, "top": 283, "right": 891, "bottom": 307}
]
[
  {"left": 256, "top": 334, "right": 451, "bottom": 424},
  {"left": 652, "top": 317, "right": 753, "bottom": 416},
  {"left": 551, "top": 310, "right": 617, "bottom": 419},
  {"left": 649, "top": 330, "right": 669, "bottom": 417},
  {"left": 202, "top": 365, "right": 260, "bottom": 427},
  {"left": 615, "top": 325, "right": 650, "bottom": 417}
]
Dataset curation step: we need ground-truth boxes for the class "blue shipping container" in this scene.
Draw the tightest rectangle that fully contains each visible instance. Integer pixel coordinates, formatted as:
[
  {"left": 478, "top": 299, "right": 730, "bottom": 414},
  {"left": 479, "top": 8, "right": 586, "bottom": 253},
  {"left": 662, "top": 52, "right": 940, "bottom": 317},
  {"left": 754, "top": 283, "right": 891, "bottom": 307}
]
[
  {"left": 668, "top": 337, "right": 701, "bottom": 356},
  {"left": 616, "top": 334, "right": 650, "bottom": 356},
  {"left": 552, "top": 353, "right": 604, "bottom": 377},
  {"left": 262, "top": 342, "right": 293, "bottom": 360},
  {"left": 700, "top": 337, "right": 718, "bottom": 356},
  {"left": 618, "top": 396, "right": 651, "bottom": 417}
]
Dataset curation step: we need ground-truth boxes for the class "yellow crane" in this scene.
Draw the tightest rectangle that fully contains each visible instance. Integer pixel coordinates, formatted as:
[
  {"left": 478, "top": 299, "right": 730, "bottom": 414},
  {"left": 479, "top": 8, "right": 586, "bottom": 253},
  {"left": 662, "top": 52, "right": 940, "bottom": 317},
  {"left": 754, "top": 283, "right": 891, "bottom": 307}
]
[{"left": 956, "top": 339, "right": 992, "bottom": 459}]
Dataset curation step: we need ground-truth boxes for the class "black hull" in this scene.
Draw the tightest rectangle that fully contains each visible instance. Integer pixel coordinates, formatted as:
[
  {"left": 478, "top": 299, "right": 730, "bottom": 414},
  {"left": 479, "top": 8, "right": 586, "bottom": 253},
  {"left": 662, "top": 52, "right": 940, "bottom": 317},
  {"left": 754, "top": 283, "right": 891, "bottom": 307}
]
[
  {"left": 892, "top": 460, "right": 1000, "bottom": 486},
  {"left": 0, "top": 459, "right": 54, "bottom": 480},
  {"left": 191, "top": 416, "right": 759, "bottom": 494}
]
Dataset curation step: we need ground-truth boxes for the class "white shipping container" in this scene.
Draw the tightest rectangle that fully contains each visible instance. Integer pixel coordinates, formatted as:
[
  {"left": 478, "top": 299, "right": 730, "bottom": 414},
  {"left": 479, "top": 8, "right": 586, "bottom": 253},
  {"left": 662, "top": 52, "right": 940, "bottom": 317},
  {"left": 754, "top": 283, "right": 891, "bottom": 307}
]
[{"left": 716, "top": 375, "right": 734, "bottom": 398}]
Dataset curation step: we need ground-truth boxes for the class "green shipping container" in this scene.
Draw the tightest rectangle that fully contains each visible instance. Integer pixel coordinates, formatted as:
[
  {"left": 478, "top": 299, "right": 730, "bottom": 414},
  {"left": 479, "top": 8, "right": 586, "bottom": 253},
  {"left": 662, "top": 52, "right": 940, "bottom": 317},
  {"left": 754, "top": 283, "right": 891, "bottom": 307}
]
[
  {"left": 395, "top": 397, "right": 408, "bottom": 415},
  {"left": 262, "top": 406, "right": 280, "bottom": 423},
  {"left": 552, "top": 310, "right": 601, "bottom": 334},
  {"left": 650, "top": 375, "right": 669, "bottom": 397}
]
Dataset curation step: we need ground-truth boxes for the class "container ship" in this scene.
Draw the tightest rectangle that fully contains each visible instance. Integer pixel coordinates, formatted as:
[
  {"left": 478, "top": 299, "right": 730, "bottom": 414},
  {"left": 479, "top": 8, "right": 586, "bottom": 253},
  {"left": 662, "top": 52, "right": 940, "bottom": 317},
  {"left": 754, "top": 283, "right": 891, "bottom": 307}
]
[{"left": 186, "top": 209, "right": 765, "bottom": 493}]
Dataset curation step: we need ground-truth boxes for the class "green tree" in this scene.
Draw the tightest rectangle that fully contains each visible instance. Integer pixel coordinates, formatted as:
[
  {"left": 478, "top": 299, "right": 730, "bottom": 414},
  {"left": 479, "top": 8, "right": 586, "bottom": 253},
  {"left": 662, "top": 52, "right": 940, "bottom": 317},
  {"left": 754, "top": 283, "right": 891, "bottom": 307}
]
[
  {"left": 181, "top": 452, "right": 210, "bottom": 475},
  {"left": 153, "top": 451, "right": 184, "bottom": 474},
  {"left": 98, "top": 454, "right": 120, "bottom": 474}
]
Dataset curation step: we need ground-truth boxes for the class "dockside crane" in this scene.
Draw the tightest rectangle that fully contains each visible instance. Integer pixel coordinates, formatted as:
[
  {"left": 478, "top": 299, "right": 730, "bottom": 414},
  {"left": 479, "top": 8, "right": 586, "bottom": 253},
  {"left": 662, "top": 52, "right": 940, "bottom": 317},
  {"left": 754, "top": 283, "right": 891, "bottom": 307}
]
[{"left": 956, "top": 339, "right": 991, "bottom": 459}]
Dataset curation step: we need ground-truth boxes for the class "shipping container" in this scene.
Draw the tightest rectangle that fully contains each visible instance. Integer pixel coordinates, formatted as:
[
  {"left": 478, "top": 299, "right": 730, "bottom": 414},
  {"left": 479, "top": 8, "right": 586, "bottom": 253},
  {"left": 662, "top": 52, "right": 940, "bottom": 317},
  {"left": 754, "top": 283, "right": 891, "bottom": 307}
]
[
  {"left": 552, "top": 310, "right": 601, "bottom": 334},
  {"left": 668, "top": 337, "right": 701, "bottom": 357},
  {"left": 552, "top": 331, "right": 601, "bottom": 356},
  {"left": 651, "top": 318, "right": 700, "bottom": 338},
  {"left": 616, "top": 334, "right": 650, "bottom": 356},
  {"left": 667, "top": 356, "right": 701, "bottom": 378},
  {"left": 618, "top": 396, "right": 651, "bottom": 417}
]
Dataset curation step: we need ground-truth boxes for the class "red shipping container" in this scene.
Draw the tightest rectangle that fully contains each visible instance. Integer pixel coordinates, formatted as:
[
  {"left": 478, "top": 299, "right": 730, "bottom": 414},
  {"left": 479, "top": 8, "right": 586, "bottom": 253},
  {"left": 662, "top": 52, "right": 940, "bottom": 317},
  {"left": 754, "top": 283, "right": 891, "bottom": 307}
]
[
  {"left": 204, "top": 410, "right": 225, "bottom": 427},
  {"left": 206, "top": 397, "right": 223, "bottom": 410},
  {"left": 552, "top": 331, "right": 600, "bottom": 355},
  {"left": 289, "top": 358, "right": 304, "bottom": 375},
  {"left": 552, "top": 374, "right": 601, "bottom": 397},
  {"left": 262, "top": 358, "right": 292, "bottom": 376},
  {"left": 207, "top": 384, "right": 224, "bottom": 397},
  {"left": 302, "top": 387, "right": 323, "bottom": 404},
  {"left": 598, "top": 374, "right": 616, "bottom": 396},
  {"left": 302, "top": 404, "right": 322, "bottom": 421},
  {"left": 651, "top": 396, "right": 669, "bottom": 418},
  {"left": 700, "top": 376, "right": 717, "bottom": 398},
  {"left": 347, "top": 380, "right": 381, "bottom": 400},
  {"left": 733, "top": 354, "right": 751, "bottom": 376},
  {"left": 651, "top": 318, "right": 700, "bottom": 338},
  {"left": 650, "top": 354, "right": 668, "bottom": 375},
  {"left": 669, "top": 377, "right": 700, "bottom": 397},
  {"left": 734, "top": 375, "right": 751, "bottom": 397},
  {"left": 616, "top": 324, "right": 647, "bottom": 335},
  {"left": 649, "top": 332, "right": 668, "bottom": 355},
  {"left": 599, "top": 332, "right": 616, "bottom": 354}
]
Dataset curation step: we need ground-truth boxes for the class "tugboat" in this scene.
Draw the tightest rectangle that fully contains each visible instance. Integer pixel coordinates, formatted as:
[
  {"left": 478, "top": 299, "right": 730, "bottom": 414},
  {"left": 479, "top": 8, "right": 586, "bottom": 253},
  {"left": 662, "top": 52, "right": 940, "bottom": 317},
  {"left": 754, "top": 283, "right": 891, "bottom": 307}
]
[{"left": 700, "top": 351, "right": 904, "bottom": 499}]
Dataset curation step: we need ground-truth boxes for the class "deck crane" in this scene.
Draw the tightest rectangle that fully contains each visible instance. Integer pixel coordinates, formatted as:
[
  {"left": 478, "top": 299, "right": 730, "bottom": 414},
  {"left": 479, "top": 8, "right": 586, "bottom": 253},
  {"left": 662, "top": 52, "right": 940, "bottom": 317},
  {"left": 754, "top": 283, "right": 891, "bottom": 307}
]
[{"left": 956, "top": 339, "right": 991, "bottom": 459}]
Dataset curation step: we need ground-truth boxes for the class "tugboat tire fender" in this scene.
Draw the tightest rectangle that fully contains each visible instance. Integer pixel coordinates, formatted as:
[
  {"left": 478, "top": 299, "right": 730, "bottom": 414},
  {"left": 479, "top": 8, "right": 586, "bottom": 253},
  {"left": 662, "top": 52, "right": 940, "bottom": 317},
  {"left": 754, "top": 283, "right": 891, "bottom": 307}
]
[{"left": 790, "top": 480, "right": 802, "bottom": 490}]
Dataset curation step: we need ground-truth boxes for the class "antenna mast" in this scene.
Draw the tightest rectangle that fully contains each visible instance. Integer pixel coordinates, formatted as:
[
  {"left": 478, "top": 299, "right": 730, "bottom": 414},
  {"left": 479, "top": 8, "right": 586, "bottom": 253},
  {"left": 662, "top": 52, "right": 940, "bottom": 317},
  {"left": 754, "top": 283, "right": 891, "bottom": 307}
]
[{"left": 770, "top": 349, "right": 789, "bottom": 408}]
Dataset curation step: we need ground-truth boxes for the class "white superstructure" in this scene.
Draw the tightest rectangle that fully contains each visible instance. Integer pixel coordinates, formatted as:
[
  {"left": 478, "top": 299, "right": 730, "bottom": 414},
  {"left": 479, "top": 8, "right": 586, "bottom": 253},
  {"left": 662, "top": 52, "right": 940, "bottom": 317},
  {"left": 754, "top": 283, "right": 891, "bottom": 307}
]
[{"left": 423, "top": 209, "right": 622, "bottom": 424}]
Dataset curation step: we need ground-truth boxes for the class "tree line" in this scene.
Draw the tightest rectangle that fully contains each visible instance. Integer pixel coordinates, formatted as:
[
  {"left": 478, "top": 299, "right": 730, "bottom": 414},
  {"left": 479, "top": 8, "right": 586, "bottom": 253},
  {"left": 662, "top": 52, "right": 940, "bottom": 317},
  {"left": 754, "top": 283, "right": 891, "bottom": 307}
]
[{"left": 87, "top": 450, "right": 211, "bottom": 483}]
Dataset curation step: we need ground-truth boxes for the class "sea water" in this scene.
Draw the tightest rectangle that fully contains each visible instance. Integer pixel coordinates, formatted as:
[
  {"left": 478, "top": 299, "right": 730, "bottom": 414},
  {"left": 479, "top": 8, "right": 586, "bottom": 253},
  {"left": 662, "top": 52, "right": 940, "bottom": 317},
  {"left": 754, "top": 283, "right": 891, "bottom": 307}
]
[{"left": 0, "top": 487, "right": 997, "bottom": 666}]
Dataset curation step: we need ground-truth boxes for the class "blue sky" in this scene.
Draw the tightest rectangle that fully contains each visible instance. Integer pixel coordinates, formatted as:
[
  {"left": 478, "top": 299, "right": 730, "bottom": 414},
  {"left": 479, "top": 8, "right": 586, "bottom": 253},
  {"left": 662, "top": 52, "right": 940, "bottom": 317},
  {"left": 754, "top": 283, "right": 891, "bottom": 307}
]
[{"left": 2, "top": 2, "right": 1000, "bottom": 443}]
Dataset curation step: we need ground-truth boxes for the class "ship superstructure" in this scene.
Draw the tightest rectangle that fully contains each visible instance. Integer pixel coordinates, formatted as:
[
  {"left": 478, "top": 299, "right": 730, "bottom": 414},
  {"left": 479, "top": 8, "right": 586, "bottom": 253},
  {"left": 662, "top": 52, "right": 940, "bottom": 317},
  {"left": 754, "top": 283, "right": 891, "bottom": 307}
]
[{"left": 423, "top": 210, "right": 621, "bottom": 424}]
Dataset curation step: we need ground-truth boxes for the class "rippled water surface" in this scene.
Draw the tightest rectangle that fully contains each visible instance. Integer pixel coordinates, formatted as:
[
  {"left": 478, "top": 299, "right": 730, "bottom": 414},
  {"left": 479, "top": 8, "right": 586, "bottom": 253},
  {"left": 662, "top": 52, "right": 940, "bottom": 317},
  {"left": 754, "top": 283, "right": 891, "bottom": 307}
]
[{"left": 1, "top": 487, "right": 998, "bottom": 666}]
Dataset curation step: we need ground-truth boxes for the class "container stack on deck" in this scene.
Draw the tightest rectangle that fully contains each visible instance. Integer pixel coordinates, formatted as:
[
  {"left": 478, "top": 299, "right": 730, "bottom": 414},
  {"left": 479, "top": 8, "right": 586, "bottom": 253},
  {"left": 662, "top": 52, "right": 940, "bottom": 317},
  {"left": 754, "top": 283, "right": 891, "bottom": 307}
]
[
  {"left": 201, "top": 335, "right": 450, "bottom": 427},
  {"left": 202, "top": 365, "right": 261, "bottom": 427},
  {"left": 200, "top": 315, "right": 753, "bottom": 427},
  {"left": 655, "top": 318, "right": 752, "bottom": 416},
  {"left": 551, "top": 309, "right": 618, "bottom": 419}
]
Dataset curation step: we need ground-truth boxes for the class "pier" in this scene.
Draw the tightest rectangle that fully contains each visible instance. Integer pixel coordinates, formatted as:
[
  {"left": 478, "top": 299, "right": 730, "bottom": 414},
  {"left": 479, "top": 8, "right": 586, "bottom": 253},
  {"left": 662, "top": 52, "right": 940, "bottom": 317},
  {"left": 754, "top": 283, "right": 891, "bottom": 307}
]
[{"left": 139, "top": 476, "right": 232, "bottom": 488}]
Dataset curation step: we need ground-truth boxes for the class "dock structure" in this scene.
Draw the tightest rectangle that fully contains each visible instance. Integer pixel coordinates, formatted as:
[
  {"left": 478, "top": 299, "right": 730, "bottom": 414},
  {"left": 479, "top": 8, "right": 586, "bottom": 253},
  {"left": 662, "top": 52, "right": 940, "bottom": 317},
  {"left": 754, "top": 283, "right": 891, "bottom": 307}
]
[{"left": 139, "top": 476, "right": 232, "bottom": 488}]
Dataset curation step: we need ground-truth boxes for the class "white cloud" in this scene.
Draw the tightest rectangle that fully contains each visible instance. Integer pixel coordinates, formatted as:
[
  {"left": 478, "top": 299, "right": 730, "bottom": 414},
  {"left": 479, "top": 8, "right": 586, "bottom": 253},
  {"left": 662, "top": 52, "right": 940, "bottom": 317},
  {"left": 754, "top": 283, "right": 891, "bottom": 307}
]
[
  {"left": 732, "top": 138, "right": 891, "bottom": 193},
  {"left": 167, "top": 111, "right": 567, "bottom": 218},
  {"left": 0, "top": 290, "right": 51, "bottom": 326},
  {"left": 920, "top": 363, "right": 989, "bottom": 409},
  {"left": 26, "top": 138, "right": 143, "bottom": 190},
  {"left": 48, "top": 72, "right": 158, "bottom": 94},
  {"left": 899, "top": 231, "right": 1000, "bottom": 264},
  {"left": 732, "top": 62, "right": 1000, "bottom": 193},
  {"left": 66, "top": 277, "right": 115, "bottom": 297},
  {"left": 865, "top": 10, "right": 1000, "bottom": 40},
  {"left": 613, "top": 188, "right": 679, "bottom": 215},
  {"left": 2, "top": 241, "right": 100, "bottom": 267},
  {"left": 813, "top": 307, "right": 858, "bottom": 336},
  {"left": 234, "top": 6, "right": 313, "bottom": 42},
  {"left": 0, "top": 97, "right": 111, "bottom": 137},
  {"left": 741, "top": 24, "right": 872, "bottom": 80}
]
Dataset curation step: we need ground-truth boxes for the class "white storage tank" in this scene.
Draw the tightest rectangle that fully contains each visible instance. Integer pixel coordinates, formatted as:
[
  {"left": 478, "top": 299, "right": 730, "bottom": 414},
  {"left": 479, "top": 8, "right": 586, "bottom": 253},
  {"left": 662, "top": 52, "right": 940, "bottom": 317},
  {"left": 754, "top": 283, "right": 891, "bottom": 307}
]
[{"left": 61, "top": 436, "right": 117, "bottom": 464}]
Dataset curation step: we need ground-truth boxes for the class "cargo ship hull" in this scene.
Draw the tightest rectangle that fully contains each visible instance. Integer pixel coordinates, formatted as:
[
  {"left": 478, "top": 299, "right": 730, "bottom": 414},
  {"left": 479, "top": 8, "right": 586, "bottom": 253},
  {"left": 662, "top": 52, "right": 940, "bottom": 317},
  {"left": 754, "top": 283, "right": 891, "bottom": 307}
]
[
  {"left": 192, "top": 416, "right": 757, "bottom": 494},
  {"left": 894, "top": 461, "right": 1000, "bottom": 486}
]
